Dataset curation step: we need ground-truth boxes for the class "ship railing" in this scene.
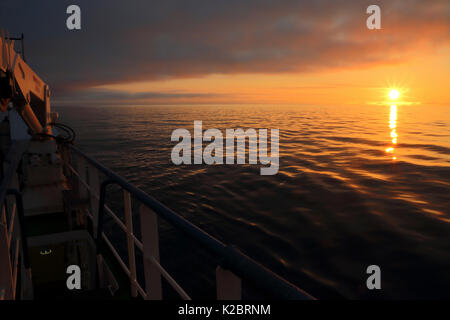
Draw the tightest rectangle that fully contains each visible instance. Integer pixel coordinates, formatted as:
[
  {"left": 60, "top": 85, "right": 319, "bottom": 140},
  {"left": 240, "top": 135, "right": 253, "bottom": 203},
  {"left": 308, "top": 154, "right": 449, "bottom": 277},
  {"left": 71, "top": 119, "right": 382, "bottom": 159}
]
[
  {"left": 62, "top": 143, "right": 314, "bottom": 300},
  {"left": 0, "top": 142, "right": 32, "bottom": 300}
]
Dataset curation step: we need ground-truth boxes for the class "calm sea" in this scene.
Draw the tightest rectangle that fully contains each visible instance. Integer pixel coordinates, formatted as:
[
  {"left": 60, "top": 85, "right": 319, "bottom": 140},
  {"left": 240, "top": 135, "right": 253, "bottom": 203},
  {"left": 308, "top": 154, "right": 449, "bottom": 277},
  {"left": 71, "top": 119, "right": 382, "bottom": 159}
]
[{"left": 56, "top": 104, "right": 450, "bottom": 299}]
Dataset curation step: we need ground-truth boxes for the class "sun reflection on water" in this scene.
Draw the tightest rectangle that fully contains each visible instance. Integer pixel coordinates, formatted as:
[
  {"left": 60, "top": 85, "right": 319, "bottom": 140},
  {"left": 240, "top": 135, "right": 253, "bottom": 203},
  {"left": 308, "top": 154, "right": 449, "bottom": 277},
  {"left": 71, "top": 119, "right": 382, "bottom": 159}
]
[{"left": 386, "top": 104, "right": 398, "bottom": 160}]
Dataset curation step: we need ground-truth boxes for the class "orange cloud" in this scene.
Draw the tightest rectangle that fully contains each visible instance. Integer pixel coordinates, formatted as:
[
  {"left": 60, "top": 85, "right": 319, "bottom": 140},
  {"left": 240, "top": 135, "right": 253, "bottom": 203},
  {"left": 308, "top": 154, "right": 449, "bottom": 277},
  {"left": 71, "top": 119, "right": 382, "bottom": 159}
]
[{"left": 2, "top": 0, "right": 447, "bottom": 105}]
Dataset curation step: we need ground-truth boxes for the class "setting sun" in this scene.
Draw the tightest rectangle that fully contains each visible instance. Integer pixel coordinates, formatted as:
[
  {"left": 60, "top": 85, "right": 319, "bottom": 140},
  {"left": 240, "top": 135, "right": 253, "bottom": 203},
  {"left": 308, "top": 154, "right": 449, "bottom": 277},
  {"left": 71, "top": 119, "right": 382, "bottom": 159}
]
[{"left": 389, "top": 89, "right": 400, "bottom": 100}]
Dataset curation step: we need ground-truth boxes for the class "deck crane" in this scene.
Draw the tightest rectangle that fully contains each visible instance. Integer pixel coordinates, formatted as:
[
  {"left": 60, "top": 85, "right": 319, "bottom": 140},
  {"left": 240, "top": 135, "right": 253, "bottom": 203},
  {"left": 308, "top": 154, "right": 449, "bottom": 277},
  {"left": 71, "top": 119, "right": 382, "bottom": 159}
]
[
  {"left": 0, "top": 30, "right": 71, "bottom": 216},
  {"left": 0, "top": 31, "right": 99, "bottom": 299},
  {"left": 0, "top": 31, "right": 58, "bottom": 137}
]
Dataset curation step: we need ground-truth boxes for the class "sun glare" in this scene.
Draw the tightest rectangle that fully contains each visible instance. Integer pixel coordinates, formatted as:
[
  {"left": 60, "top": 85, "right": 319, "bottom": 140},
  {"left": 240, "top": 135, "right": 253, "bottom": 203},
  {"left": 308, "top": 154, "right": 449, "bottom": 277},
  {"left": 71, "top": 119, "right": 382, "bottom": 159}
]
[{"left": 388, "top": 89, "right": 400, "bottom": 100}]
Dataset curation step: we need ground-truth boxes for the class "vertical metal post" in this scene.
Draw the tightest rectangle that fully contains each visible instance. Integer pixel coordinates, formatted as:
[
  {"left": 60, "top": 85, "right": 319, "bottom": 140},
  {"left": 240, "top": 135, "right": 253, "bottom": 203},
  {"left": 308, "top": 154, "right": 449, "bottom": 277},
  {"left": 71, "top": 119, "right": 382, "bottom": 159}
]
[
  {"left": 88, "top": 164, "right": 100, "bottom": 237},
  {"left": 96, "top": 254, "right": 105, "bottom": 288},
  {"left": 140, "top": 205, "right": 162, "bottom": 300},
  {"left": 73, "top": 154, "right": 88, "bottom": 226},
  {"left": 216, "top": 266, "right": 242, "bottom": 300},
  {"left": 20, "top": 259, "right": 33, "bottom": 300},
  {"left": 11, "top": 238, "right": 20, "bottom": 299},
  {"left": 9, "top": 189, "right": 32, "bottom": 299},
  {"left": 123, "top": 190, "right": 137, "bottom": 297},
  {"left": 75, "top": 155, "right": 88, "bottom": 200},
  {"left": 0, "top": 214, "right": 13, "bottom": 300}
]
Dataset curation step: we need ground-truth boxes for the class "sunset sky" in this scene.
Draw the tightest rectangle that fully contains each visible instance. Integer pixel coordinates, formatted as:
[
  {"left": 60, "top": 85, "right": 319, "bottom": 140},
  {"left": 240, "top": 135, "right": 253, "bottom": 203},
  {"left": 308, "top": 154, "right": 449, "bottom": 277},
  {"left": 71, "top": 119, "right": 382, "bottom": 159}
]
[{"left": 1, "top": 0, "right": 449, "bottom": 106}]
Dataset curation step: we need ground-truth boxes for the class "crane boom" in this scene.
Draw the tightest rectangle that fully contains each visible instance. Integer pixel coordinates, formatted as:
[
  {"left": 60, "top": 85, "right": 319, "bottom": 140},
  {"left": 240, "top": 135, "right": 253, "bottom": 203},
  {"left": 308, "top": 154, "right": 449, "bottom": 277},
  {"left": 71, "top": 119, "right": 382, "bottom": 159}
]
[{"left": 0, "top": 31, "right": 55, "bottom": 135}]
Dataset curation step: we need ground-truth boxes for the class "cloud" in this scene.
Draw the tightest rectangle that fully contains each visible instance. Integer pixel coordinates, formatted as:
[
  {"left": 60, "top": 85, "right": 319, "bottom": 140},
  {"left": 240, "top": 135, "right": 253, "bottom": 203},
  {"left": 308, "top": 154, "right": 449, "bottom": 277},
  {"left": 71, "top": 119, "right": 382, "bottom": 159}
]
[
  {"left": 53, "top": 88, "right": 224, "bottom": 105},
  {"left": 0, "top": 0, "right": 449, "bottom": 101}
]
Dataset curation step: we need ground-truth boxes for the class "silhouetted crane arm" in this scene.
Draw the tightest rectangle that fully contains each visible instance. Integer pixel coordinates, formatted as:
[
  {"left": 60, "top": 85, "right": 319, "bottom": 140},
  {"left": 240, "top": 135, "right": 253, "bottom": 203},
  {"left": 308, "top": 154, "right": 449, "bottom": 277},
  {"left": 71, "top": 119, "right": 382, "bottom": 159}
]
[{"left": 0, "top": 31, "right": 55, "bottom": 135}]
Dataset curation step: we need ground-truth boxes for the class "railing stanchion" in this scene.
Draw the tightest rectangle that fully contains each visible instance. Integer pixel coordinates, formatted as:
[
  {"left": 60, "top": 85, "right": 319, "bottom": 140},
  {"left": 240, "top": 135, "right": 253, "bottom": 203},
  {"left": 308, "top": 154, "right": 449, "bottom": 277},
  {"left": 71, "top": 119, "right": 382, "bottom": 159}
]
[
  {"left": 216, "top": 266, "right": 242, "bottom": 300},
  {"left": 140, "top": 205, "right": 162, "bottom": 300},
  {"left": 123, "top": 190, "right": 138, "bottom": 297},
  {"left": 75, "top": 154, "right": 88, "bottom": 200},
  {"left": 8, "top": 189, "right": 33, "bottom": 299},
  {"left": 88, "top": 164, "right": 100, "bottom": 237},
  {"left": 75, "top": 154, "right": 89, "bottom": 225},
  {"left": 0, "top": 205, "right": 13, "bottom": 300}
]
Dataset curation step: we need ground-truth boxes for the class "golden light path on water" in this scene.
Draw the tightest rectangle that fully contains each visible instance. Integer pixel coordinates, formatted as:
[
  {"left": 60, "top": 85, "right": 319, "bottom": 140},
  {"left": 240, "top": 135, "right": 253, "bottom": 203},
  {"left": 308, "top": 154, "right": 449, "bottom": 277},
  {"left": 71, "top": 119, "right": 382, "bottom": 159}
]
[
  {"left": 386, "top": 104, "right": 398, "bottom": 160},
  {"left": 386, "top": 88, "right": 399, "bottom": 160}
]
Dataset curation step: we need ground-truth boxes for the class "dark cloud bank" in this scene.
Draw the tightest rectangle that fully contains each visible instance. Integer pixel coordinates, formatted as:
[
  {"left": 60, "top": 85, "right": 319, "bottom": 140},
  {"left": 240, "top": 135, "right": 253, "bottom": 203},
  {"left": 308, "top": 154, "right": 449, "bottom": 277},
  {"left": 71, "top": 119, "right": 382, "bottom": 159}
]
[{"left": 0, "top": 0, "right": 448, "bottom": 104}]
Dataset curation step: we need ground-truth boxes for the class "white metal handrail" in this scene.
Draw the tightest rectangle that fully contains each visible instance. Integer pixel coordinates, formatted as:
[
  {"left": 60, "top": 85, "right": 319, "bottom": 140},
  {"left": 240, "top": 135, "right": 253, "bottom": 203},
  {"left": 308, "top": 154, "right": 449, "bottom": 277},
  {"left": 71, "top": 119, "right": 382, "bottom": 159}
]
[
  {"left": 68, "top": 164, "right": 143, "bottom": 250},
  {"left": 67, "top": 159, "right": 190, "bottom": 300},
  {"left": 150, "top": 256, "right": 191, "bottom": 300},
  {"left": 63, "top": 144, "right": 315, "bottom": 301}
]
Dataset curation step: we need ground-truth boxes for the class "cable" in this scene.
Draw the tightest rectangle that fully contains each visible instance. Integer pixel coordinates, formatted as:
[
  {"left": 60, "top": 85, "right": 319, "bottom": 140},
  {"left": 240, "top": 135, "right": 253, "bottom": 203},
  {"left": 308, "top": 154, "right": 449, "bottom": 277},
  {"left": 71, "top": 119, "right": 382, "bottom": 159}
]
[
  {"left": 37, "top": 122, "right": 76, "bottom": 144},
  {"left": 51, "top": 123, "right": 76, "bottom": 142}
]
